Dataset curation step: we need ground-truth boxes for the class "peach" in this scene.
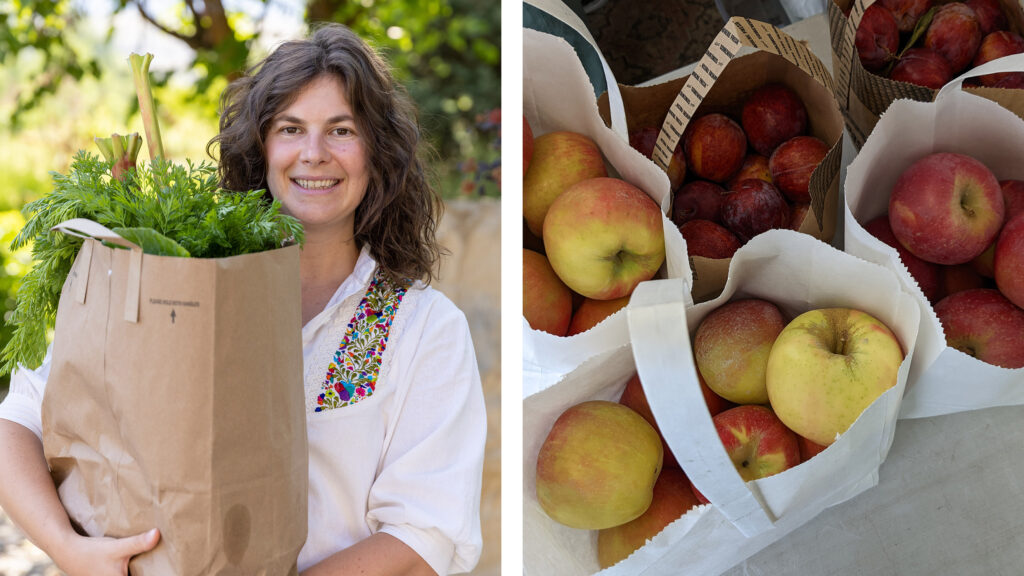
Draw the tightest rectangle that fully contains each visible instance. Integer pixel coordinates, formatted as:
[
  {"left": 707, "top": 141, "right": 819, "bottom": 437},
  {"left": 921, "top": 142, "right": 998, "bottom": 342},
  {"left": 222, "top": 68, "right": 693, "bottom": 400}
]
[
  {"left": 995, "top": 212, "right": 1024, "bottom": 309},
  {"left": 523, "top": 249, "right": 573, "bottom": 336},
  {"left": 966, "top": 0, "right": 1008, "bottom": 35},
  {"left": 672, "top": 180, "right": 728, "bottom": 226},
  {"left": 694, "top": 298, "right": 786, "bottom": 405},
  {"left": 889, "top": 152, "right": 1004, "bottom": 265},
  {"left": 856, "top": 3, "right": 901, "bottom": 72},
  {"left": 890, "top": 48, "right": 954, "bottom": 90},
  {"left": 769, "top": 135, "right": 829, "bottom": 204},
  {"left": 566, "top": 296, "right": 630, "bottom": 336},
  {"left": 679, "top": 219, "right": 742, "bottom": 259},
  {"left": 683, "top": 113, "right": 747, "bottom": 183},
  {"left": 934, "top": 288, "right": 1024, "bottom": 368},
  {"left": 881, "top": 0, "right": 934, "bottom": 33},
  {"left": 862, "top": 215, "right": 942, "bottom": 303},
  {"left": 523, "top": 131, "right": 608, "bottom": 237},
  {"left": 741, "top": 83, "right": 808, "bottom": 157},
  {"left": 726, "top": 153, "right": 773, "bottom": 190},
  {"left": 973, "top": 31, "right": 1024, "bottom": 87},
  {"left": 924, "top": 2, "right": 983, "bottom": 74},
  {"left": 722, "top": 179, "right": 790, "bottom": 243}
]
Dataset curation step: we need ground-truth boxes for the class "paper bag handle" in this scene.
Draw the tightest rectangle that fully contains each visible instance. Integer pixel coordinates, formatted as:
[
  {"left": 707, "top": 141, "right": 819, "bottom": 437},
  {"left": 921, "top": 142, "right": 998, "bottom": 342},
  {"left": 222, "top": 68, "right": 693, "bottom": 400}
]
[
  {"left": 627, "top": 278, "right": 776, "bottom": 537},
  {"left": 937, "top": 53, "right": 1024, "bottom": 101},
  {"left": 523, "top": 0, "right": 628, "bottom": 139},
  {"left": 52, "top": 218, "right": 143, "bottom": 324}
]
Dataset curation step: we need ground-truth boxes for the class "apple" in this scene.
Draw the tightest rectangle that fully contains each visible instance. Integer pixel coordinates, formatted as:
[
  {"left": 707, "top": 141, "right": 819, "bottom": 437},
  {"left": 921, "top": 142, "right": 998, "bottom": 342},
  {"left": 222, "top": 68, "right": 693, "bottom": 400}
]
[
  {"left": 692, "top": 405, "right": 801, "bottom": 504},
  {"left": 524, "top": 115, "right": 534, "bottom": 176},
  {"left": 536, "top": 400, "right": 663, "bottom": 529},
  {"left": 789, "top": 202, "right": 811, "bottom": 231},
  {"left": 993, "top": 74, "right": 1024, "bottom": 88},
  {"left": 741, "top": 83, "right": 808, "bottom": 157},
  {"left": 727, "top": 153, "right": 773, "bottom": 190},
  {"left": 856, "top": 3, "right": 900, "bottom": 72},
  {"left": 924, "top": 2, "right": 983, "bottom": 74},
  {"left": 934, "top": 288, "right": 1024, "bottom": 368},
  {"left": 672, "top": 180, "right": 728, "bottom": 226},
  {"left": 629, "top": 126, "right": 659, "bottom": 159},
  {"left": 721, "top": 179, "right": 790, "bottom": 243},
  {"left": 973, "top": 31, "right": 1024, "bottom": 87},
  {"left": 971, "top": 243, "right": 996, "bottom": 278},
  {"left": 543, "top": 177, "right": 666, "bottom": 300},
  {"left": 523, "top": 130, "right": 608, "bottom": 237},
  {"left": 966, "top": 0, "right": 1008, "bottom": 35},
  {"left": 862, "top": 215, "right": 942, "bottom": 303},
  {"left": 939, "top": 262, "right": 989, "bottom": 299},
  {"left": 619, "top": 373, "right": 679, "bottom": 470},
  {"left": 995, "top": 212, "right": 1024, "bottom": 309},
  {"left": 889, "top": 152, "right": 1004, "bottom": 265},
  {"left": 566, "top": 295, "right": 630, "bottom": 336},
  {"left": 597, "top": 467, "right": 700, "bottom": 569},
  {"left": 769, "top": 135, "right": 829, "bottom": 204},
  {"left": 890, "top": 48, "right": 954, "bottom": 90},
  {"left": 798, "top": 435, "right": 828, "bottom": 462},
  {"left": 1001, "top": 180, "right": 1024, "bottom": 219},
  {"left": 523, "top": 249, "right": 573, "bottom": 336},
  {"left": 679, "top": 219, "right": 742, "bottom": 259},
  {"left": 766, "top": 308, "right": 904, "bottom": 446},
  {"left": 694, "top": 298, "right": 786, "bottom": 405},
  {"left": 880, "top": 0, "right": 934, "bottom": 33},
  {"left": 683, "top": 113, "right": 747, "bottom": 183}
]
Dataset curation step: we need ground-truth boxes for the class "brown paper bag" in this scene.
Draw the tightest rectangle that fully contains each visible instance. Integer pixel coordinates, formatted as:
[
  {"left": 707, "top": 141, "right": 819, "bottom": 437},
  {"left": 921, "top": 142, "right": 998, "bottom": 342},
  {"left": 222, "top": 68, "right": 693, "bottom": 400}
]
[
  {"left": 828, "top": 0, "right": 1024, "bottom": 148},
  {"left": 600, "top": 17, "right": 844, "bottom": 303},
  {"left": 41, "top": 219, "right": 307, "bottom": 575}
]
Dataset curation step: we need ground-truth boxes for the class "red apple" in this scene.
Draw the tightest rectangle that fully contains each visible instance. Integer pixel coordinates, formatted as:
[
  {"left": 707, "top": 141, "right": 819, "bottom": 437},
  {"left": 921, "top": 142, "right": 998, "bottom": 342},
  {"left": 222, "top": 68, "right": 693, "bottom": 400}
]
[
  {"left": 722, "top": 179, "right": 790, "bottom": 243},
  {"left": 629, "top": 126, "right": 687, "bottom": 190},
  {"left": 679, "top": 219, "right": 742, "bottom": 259},
  {"left": 672, "top": 180, "right": 728, "bottom": 226},
  {"left": 880, "top": 0, "right": 934, "bottom": 32},
  {"left": 992, "top": 73, "right": 1024, "bottom": 88},
  {"left": 939, "top": 263, "right": 989, "bottom": 299},
  {"left": 789, "top": 202, "right": 811, "bottom": 231},
  {"left": 523, "top": 249, "right": 573, "bottom": 336},
  {"left": 597, "top": 467, "right": 700, "bottom": 569},
  {"left": 769, "top": 135, "right": 829, "bottom": 204},
  {"left": 524, "top": 115, "right": 534, "bottom": 176},
  {"left": 889, "top": 152, "right": 1004, "bottom": 265},
  {"left": 924, "top": 2, "right": 983, "bottom": 74},
  {"left": 523, "top": 131, "right": 608, "bottom": 236},
  {"left": 741, "top": 83, "right": 808, "bottom": 157},
  {"left": 971, "top": 243, "right": 996, "bottom": 278},
  {"left": 934, "top": 288, "right": 1024, "bottom": 368},
  {"left": 694, "top": 298, "right": 786, "bottom": 405},
  {"left": 890, "top": 48, "right": 954, "bottom": 90},
  {"left": 856, "top": 3, "right": 901, "bottom": 72},
  {"left": 692, "top": 405, "right": 800, "bottom": 504},
  {"left": 862, "top": 214, "right": 942, "bottom": 303},
  {"left": 683, "top": 113, "right": 747, "bottom": 183},
  {"left": 619, "top": 373, "right": 680, "bottom": 470},
  {"left": 973, "top": 31, "right": 1024, "bottom": 86},
  {"left": 727, "top": 153, "right": 773, "bottom": 190},
  {"left": 698, "top": 369, "right": 735, "bottom": 416},
  {"left": 1000, "top": 180, "right": 1024, "bottom": 219},
  {"left": 566, "top": 295, "right": 630, "bottom": 336},
  {"left": 966, "top": 0, "right": 1008, "bottom": 35},
  {"left": 544, "top": 177, "right": 666, "bottom": 300},
  {"left": 798, "top": 436, "right": 828, "bottom": 462},
  {"left": 995, "top": 212, "right": 1024, "bottom": 309}
]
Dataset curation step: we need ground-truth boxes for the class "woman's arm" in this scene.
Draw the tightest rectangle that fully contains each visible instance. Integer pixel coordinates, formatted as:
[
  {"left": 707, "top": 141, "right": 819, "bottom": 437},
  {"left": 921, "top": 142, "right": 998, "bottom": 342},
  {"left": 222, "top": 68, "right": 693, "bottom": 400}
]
[
  {"left": 300, "top": 532, "right": 436, "bottom": 576},
  {"left": 0, "top": 419, "right": 160, "bottom": 576}
]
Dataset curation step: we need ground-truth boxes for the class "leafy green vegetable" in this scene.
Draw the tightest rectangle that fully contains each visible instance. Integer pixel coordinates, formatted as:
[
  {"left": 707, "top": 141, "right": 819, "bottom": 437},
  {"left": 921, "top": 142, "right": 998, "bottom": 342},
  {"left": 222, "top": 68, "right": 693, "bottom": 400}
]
[{"left": 1, "top": 153, "right": 304, "bottom": 375}]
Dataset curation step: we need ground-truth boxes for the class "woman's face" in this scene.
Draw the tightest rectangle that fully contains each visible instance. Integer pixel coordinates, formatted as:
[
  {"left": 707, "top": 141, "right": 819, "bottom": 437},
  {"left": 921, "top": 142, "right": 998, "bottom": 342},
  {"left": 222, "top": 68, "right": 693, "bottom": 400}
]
[{"left": 264, "top": 74, "right": 369, "bottom": 237}]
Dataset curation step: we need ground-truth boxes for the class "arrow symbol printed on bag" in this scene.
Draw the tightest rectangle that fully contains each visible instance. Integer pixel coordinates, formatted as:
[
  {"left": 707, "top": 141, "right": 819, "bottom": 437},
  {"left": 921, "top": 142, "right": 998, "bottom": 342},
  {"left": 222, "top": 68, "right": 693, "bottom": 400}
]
[{"left": 171, "top": 309, "right": 176, "bottom": 324}]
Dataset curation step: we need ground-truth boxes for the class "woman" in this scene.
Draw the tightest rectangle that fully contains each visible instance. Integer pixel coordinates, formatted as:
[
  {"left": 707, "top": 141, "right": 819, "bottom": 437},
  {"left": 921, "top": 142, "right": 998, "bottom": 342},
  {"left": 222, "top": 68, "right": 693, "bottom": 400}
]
[{"left": 0, "top": 23, "right": 486, "bottom": 576}]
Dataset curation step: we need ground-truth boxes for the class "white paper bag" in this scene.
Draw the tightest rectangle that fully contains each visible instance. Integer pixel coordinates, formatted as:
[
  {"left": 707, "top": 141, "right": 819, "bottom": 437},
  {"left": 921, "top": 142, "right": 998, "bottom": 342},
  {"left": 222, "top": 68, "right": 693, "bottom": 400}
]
[
  {"left": 523, "top": 230, "right": 921, "bottom": 575},
  {"left": 523, "top": 26, "right": 692, "bottom": 396},
  {"left": 844, "top": 54, "right": 1024, "bottom": 420}
]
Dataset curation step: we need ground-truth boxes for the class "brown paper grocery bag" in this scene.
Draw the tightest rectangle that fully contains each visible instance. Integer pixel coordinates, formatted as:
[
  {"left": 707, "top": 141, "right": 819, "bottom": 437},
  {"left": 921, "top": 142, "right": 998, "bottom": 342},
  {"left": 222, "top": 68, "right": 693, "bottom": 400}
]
[
  {"left": 828, "top": 0, "right": 1024, "bottom": 148},
  {"left": 41, "top": 219, "right": 307, "bottom": 575},
  {"left": 600, "top": 17, "right": 844, "bottom": 303}
]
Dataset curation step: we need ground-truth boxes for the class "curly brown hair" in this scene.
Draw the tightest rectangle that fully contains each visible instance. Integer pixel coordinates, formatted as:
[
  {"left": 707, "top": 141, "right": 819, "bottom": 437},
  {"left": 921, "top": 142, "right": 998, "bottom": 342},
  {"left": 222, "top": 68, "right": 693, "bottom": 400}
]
[{"left": 208, "top": 23, "right": 442, "bottom": 285}]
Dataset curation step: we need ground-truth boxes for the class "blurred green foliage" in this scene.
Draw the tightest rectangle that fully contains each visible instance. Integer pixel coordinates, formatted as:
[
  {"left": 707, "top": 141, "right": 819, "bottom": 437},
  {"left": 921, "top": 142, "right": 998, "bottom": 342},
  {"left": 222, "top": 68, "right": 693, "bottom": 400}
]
[{"left": 0, "top": 0, "right": 501, "bottom": 387}]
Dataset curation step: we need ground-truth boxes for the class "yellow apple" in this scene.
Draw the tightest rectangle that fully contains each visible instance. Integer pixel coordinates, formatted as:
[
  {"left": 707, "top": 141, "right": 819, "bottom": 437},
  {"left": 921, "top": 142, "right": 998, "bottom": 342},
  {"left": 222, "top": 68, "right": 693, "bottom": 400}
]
[
  {"left": 765, "top": 308, "right": 904, "bottom": 446},
  {"left": 523, "top": 131, "right": 607, "bottom": 237}
]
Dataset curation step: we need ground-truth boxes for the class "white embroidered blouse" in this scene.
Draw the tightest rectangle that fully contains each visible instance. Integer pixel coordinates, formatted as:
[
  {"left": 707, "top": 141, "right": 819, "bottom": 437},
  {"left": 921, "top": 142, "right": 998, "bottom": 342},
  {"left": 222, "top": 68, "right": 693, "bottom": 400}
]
[{"left": 0, "top": 246, "right": 486, "bottom": 575}]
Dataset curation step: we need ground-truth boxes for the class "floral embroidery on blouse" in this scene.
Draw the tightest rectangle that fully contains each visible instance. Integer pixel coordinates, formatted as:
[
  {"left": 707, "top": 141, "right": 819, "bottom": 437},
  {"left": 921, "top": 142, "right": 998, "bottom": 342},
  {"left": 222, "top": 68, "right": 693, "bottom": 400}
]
[{"left": 315, "top": 268, "right": 407, "bottom": 412}]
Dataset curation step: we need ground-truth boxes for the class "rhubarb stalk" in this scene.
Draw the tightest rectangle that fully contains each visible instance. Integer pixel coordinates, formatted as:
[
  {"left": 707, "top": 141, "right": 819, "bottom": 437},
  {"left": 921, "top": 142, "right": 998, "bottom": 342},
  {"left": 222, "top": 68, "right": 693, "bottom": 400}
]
[
  {"left": 95, "top": 132, "right": 142, "bottom": 181},
  {"left": 129, "top": 53, "right": 165, "bottom": 162}
]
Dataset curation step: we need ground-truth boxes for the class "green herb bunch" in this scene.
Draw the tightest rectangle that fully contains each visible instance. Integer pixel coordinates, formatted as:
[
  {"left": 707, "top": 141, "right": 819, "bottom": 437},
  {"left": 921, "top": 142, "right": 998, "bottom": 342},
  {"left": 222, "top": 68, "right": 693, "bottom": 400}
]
[{"left": 0, "top": 152, "right": 304, "bottom": 375}]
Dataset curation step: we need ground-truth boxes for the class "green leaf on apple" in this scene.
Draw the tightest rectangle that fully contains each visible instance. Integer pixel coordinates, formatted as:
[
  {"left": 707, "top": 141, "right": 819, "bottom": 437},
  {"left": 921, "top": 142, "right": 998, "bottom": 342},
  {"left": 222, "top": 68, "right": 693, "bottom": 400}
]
[{"left": 885, "top": 6, "right": 939, "bottom": 77}]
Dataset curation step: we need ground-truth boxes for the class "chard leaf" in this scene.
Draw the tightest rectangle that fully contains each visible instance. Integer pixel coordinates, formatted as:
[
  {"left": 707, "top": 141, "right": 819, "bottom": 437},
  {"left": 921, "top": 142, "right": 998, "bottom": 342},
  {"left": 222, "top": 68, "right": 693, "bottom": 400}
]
[{"left": 112, "top": 227, "right": 191, "bottom": 257}]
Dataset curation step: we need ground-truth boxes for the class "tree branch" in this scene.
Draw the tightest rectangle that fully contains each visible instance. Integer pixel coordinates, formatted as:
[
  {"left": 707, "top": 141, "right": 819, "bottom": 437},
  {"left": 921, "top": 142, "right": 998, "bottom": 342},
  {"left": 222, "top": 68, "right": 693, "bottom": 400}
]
[{"left": 134, "top": 1, "right": 202, "bottom": 49}]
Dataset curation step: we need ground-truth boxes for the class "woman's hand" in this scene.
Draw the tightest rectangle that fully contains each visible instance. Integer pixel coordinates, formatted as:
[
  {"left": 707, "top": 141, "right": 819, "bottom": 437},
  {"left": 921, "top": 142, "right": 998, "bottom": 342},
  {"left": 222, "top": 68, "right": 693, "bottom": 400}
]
[{"left": 54, "top": 529, "right": 161, "bottom": 576}]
